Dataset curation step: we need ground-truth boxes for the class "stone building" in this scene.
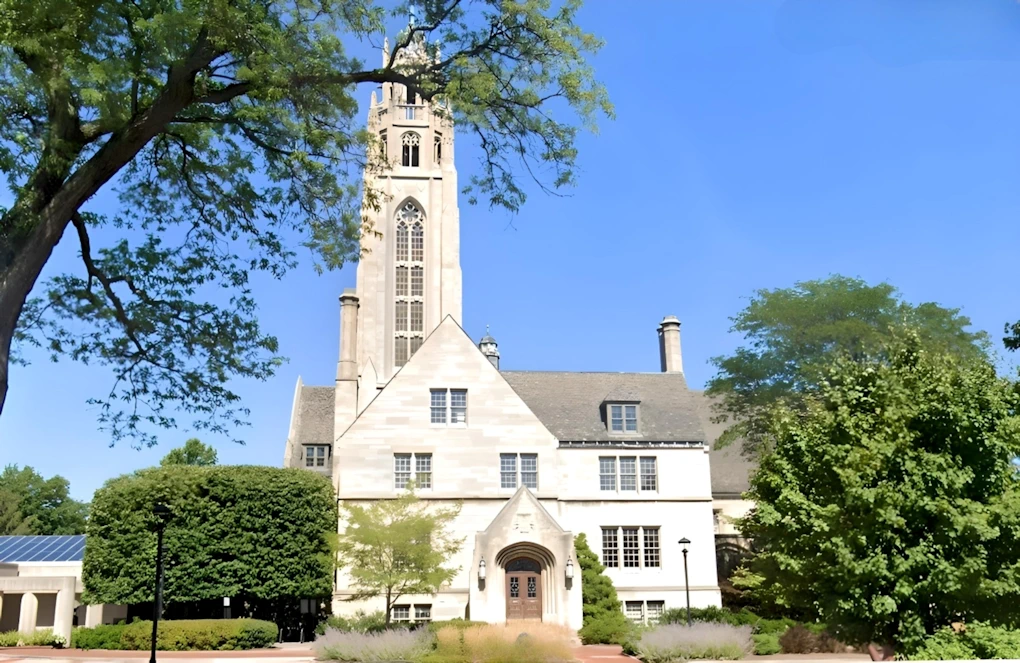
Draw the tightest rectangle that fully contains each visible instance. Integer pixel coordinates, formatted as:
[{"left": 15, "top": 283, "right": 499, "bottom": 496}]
[{"left": 283, "top": 38, "right": 751, "bottom": 629}]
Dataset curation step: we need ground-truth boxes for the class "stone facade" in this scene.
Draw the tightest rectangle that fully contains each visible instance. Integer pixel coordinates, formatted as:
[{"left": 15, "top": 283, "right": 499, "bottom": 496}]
[{"left": 282, "top": 36, "right": 743, "bottom": 629}]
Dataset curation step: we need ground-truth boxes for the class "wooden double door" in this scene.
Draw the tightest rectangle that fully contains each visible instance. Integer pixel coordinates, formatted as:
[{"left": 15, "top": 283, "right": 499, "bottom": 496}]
[{"left": 505, "top": 557, "right": 542, "bottom": 621}]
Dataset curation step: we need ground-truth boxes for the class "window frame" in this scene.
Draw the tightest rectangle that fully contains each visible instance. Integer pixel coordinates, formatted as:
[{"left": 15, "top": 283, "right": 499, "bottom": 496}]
[
  {"left": 601, "top": 526, "right": 661, "bottom": 569},
  {"left": 607, "top": 402, "right": 640, "bottom": 435},
  {"left": 600, "top": 456, "right": 658, "bottom": 494},
  {"left": 500, "top": 452, "right": 539, "bottom": 490},
  {"left": 303, "top": 445, "right": 330, "bottom": 468},
  {"left": 430, "top": 388, "right": 468, "bottom": 426},
  {"left": 392, "top": 603, "right": 431, "bottom": 624},
  {"left": 394, "top": 452, "right": 432, "bottom": 491}
]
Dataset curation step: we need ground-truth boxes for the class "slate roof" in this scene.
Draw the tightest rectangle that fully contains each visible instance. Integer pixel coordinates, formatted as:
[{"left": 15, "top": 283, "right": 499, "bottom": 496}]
[
  {"left": 690, "top": 390, "right": 756, "bottom": 497},
  {"left": 294, "top": 385, "right": 335, "bottom": 444},
  {"left": 0, "top": 535, "right": 85, "bottom": 563},
  {"left": 501, "top": 371, "right": 706, "bottom": 443}
]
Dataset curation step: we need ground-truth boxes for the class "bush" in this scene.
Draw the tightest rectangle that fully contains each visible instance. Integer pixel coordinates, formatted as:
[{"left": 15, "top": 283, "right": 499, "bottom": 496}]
[
  {"left": 426, "top": 619, "right": 489, "bottom": 633},
  {"left": 426, "top": 623, "right": 574, "bottom": 663},
  {"left": 752, "top": 633, "right": 781, "bottom": 655},
  {"left": 634, "top": 623, "right": 752, "bottom": 662},
  {"left": 315, "top": 628, "right": 433, "bottom": 662},
  {"left": 908, "top": 623, "right": 1020, "bottom": 660},
  {"left": 578, "top": 613, "right": 633, "bottom": 647},
  {"left": 778, "top": 624, "right": 845, "bottom": 654},
  {"left": 72, "top": 624, "right": 128, "bottom": 650},
  {"left": 0, "top": 630, "right": 66, "bottom": 647},
  {"left": 117, "top": 619, "right": 277, "bottom": 650},
  {"left": 315, "top": 611, "right": 390, "bottom": 636}
]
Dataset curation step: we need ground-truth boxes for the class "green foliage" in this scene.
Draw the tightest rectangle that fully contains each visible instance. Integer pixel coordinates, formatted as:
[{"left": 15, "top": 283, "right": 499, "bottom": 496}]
[
  {"left": 752, "top": 633, "right": 781, "bottom": 655},
  {"left": 2, "top": 0, "right": 612, "bottom": 446},
  {"left": 0, "top": 487, "right": 33, "bottom": 535},
  {"left": 574, "top": 532, "right": 632, "bottom": 645},
  {"left": 337, "top": 489, "right": 461, "bottom": 624},
  {"left": 160, "top": 438, "right": 218, "bottom": 466},
  {"left": 72, "top": 624, "right": 129, "bottom": 650},
  {"left": 1005, "top": 321, "right": 1020, "bottom": 351},
  {"left": 0, "top": 629, "right": 66, "bottom": 647},
  {"left": 634, "top": 623, "right": 752, "bottom": 662},
  {"left": 907, "top": 626, "right": 977, "bottom": 660},
  {"left": 109, "top": 619, "right": 277, "bottom": 651},
  {"left": 315, "top": 611, "right": 390, "bottom": 636},
  {"left": 83, "top": 465, "right": 335, "bottom": 604},
  {"left": 424, "top": 624, "right": 574, "bottom": 663},
  {"left": 706, "top": 276, "right": 990, "bottom": 455},
  {"left": 907, "top": 623, "right": 1020, "bottom": 660},
  {"left": 742, "top": 331, "right": 1020, "bottom": 652},
  {"left": 0, "top": 465, "right": 88, "bottom": 535}
]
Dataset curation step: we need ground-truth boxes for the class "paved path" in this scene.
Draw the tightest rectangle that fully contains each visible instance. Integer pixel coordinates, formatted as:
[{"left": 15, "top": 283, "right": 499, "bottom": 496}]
[
  {"left": 573, "top": 644, "right": 639, "bottom": 663},
  {"left": 0, "top": 648, "right": 316, "bottom": 663}
]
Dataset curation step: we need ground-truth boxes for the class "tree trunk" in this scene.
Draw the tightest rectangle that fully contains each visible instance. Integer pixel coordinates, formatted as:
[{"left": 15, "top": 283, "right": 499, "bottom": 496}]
[
  {"left": 868, "top": 643, "right": 895, "bottom": 661},
  {"left": 384, "top": 589, "right": 391, "bottom": 625}
]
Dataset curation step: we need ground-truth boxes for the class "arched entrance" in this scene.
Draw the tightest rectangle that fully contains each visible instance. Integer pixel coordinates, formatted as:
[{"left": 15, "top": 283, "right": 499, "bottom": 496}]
[{"left": 504, "top": 557, "right": 542, "bottom": 621}]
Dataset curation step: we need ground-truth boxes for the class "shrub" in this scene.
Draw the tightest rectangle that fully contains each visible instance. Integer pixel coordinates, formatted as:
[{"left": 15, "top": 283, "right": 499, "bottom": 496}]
[
  {"left": 118, "top": 619, "right": 277, "bottom": 650},
  {"left": 0, "top": 630, "right": 66, "bottom": 647},
  {"left": 427, "top": 623, "right": 574, "bottom": 663},
  {"left": 72, "top": 624, "right": 128, "bottom": 650},
  {"left": 908, "top": 627, "right": 976, "bottom": 661},
  {"left": 576, "top": 533, "right": 631, "bottom": 644},
  {"left": 634, "top": 623, "right": 753, "bottom": 662},
  {"left": 578, "top": 613, "right": 633, "bottom": 648},
  {"left": 314, "top": 628, "right": 433, "bottom": 662},
  {"left": 315, "top": 611, "right": 390, "bottom": 636},
  {"left": 908, "top": 623, "right": 1020, "bottom": 660},
  {"left": 778, "top": 624, "right": 845, "bottom": 654},
  {"left": 752, "top": 632, "right": 781, "bottom": 655}
]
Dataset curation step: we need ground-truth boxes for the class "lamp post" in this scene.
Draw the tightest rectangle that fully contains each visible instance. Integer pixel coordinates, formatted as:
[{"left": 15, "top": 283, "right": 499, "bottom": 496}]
[
  {"left": 150, "top": 504, "right": 172, "bottom": 663},
  {"left": 678, "top": 538, "right": 691, "bottom": 627}
]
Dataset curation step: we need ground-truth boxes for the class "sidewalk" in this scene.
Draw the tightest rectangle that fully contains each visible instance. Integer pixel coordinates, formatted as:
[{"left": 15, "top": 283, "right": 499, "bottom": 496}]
[{"left": 0, "top": 647, "right": 316, "bottom": 663}]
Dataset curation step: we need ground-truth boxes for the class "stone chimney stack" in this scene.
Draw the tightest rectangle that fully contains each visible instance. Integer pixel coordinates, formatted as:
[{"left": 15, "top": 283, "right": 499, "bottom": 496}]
[
  {"left": 337, "top": 289, "right": 359, "bottom": 381},
  {"left": 658, "top": 315, "right": 683, "bottom": 374},
  {"left": 478, "top": 327, "right": 500, "bottom": 370}
]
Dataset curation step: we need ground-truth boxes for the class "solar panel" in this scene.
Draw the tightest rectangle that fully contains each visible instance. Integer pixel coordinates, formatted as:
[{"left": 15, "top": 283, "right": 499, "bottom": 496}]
[{"left": 0, "top": 535, "right": 86, "bottom": 562}]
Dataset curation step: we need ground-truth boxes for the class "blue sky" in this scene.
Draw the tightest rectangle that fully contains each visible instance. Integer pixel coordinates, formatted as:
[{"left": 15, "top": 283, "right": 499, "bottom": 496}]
[{"left": 3, "top": 0, "right": 1020, "bottom": 500}]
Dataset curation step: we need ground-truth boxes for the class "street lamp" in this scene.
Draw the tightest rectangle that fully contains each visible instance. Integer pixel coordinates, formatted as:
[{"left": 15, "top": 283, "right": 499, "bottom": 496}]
[
  {"left": 150, "top": 504, "right": 172, "bottom": 663},
  {"left": 678, "top": 538, "right": 691, "bottom": 627}
]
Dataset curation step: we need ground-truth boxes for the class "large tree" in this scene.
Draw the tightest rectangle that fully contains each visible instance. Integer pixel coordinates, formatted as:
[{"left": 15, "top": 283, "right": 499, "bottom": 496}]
[
  {"left": 0, "top": 0, "right": 612, "bottom": 446},
  {"left": 0, "top": 487, "right": 34, "bottom": 535},
  {"left": 83, "top": 464, "right": 335, "bottom": 609},
  {"left": 160, "top": 437, "right": 218, "bottom": 466},
  {"left": 575, "top": 532, "right": 630, "bottom": 645},
  {"left": 740, "top": 331, "right": 1020, "bottom": 659},
  {"left": 0, "top": 464, "right": 89, "bottom": 534},
  {"left": 336, "top": 489, "right": 461, "bottom": 625},
  {"left": 706, "top": 275, "right": 989, "bottom": 456}
]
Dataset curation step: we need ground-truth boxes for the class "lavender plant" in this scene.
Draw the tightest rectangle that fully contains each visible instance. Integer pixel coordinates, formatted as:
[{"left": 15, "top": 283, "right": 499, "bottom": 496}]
[
  {"left": 635, "top": 623, "right": 753, "bottom": 662},
  {"left": 314, "top": 628, "right": 433, "bottom": 663}
]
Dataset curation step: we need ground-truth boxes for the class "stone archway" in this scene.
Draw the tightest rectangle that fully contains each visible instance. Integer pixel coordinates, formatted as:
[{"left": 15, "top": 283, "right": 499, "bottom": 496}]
[{"left": 496, "top": 542, "right": 557, "bottom": 623}]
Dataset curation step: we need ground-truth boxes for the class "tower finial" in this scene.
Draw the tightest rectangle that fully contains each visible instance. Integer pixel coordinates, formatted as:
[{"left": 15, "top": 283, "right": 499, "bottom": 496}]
[{"left": 486, "top": 324, "right": 490, "bottom": 335}]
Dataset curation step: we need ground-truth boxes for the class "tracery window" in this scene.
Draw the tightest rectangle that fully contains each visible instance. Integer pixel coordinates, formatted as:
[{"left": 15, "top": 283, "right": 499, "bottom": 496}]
[
  {"left": 434, "top": 132, "right": 443, "bottom": 164},
  {"left": 395, "top": 202, "right": 425, "bottom": 367},
  {"left": 401, "top": 132, "right": 420, "bottom": 167}
]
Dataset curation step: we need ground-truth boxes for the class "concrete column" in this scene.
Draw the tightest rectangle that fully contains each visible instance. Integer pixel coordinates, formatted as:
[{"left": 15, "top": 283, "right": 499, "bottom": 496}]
[
  {"left": 85, "top": 604, "right": 104, "bottom": 628},
  {"left": 53, "top": 587, "right": 74, "bottom": 644},
  {"left": 18, "top": 592, "right": 37, "bottom": 633},
  {"left": 658, "top": 315, "right": 683, "bottom": 373}
]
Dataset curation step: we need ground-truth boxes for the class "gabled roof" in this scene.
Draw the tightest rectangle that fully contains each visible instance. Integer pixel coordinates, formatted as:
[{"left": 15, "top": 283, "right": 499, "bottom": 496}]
[
  {"left": 500, "top": 371, "right": 706, "bottom": 443},
  {"left": 690, "top": 390, "right": 756, "bottom": 497},
  {"left": 293, "top": 385, "right": 335, "bottom": 445}
]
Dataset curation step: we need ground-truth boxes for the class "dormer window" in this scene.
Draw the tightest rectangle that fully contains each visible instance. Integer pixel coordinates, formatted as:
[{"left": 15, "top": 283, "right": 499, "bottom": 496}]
[{"left": 609, "top": 404, "right": 638, "bottom": 434}]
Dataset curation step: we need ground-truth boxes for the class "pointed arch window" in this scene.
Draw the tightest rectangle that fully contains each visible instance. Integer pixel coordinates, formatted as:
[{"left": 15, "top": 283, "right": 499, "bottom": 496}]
[
  {"left": 401, "top": 132, "right": 420, "bottom": 167},
  {"left": 434, "top": 132, "right": 443, "bottom": 164},
  {"left": 395, "top": 201, "right": 425, "bottom": 367}
]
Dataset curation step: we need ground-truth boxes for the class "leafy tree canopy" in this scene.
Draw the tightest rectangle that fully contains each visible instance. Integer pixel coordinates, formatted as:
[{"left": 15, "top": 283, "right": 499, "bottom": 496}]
[
  {"left": 1, "top": 0, "right": 613, "bottom": 446},
  {"left": 83, "top": 465, "right": 335, "bottom": 605},
  {"left": 706, "top": 275, "right": 990, "bottom": 456},
  {"left": 1005, "top": 321, "right": 1020, "bottom": 352},
  {"left": 336, "top": 488, "right": 461, "bottom": 624},
  {"left": 0, "top": 464, "right": 89, "bottom": 534},
  {"left": 160, "top": 438, "right": 218, "bottom": 466},
  {"left": 740, "top": 331, "right": 1020, "bottom": 656},
  {"left": 0, "top": 487, "right": 34, "bottom": 535}
]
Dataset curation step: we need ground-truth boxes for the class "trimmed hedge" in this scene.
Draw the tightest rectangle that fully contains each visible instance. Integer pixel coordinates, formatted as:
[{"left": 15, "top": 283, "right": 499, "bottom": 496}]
[
  {"left": 72, "top": 619, "right": 277, "bottom": 651},
  {"left": 0, "top": 630, "right": 66, "bottom": 647}
]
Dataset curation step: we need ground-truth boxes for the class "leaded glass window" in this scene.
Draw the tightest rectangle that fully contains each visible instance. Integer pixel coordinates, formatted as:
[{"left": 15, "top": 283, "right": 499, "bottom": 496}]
[
  {"left": 394, "top": 202, "right": 424, "bottom": 367},
  {"left": 394, "top": 454, "right": 412, "bottom": 489},
  {"left": 602, "top": 528, "right": 618, "bottom": 568},
  {"left": 599, "top": 457, "right": 617, "bottom": 491},
  {"left": 500, "top": 453, "right": 518, "bottom": 489},
  {"left": 640, "top": 457, "right": 657, "bottom": 491},
  {"left": 622, "top": 528, "right": 640, "bottom": 568},
  {"left": 430, "top": 389, "right": 447, "bottom": 424},
  {"left": 451, "top": 389, "right": 467, "bottom": 424},
  {"left": 643, "top": 527, "right": 660, "bottom": 568},
  {"left": 620, "top": 456, "right": 637, "bottom": 491},
  {"left": 521, "top": 453, "right": 538, "bottom": 489}
]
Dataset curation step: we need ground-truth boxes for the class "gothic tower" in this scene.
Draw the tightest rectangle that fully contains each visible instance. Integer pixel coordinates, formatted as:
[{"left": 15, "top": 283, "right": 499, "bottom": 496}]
[{"left": 354, "top": 39, "right": 463, "bottom": 389}]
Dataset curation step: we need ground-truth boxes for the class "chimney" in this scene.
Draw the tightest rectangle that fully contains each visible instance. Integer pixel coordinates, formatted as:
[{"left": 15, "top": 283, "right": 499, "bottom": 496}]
[
  {"left": 478, "top": 327, "right": 500, "bottom": 370},
  {"left": 337, "top": 289, "right": 359, "bottom": 381},
  {"left": 658, "top": 315, "right": 683, "bottom": 373}
]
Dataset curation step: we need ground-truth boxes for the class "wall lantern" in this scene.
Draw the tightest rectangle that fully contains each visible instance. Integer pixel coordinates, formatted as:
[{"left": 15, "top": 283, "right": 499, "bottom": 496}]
[
  {"left": 565, "top": 557, "right": 574, "bottom": 580},
  {"left": 478, "top": 558, "right": 486, "bottom": 580}
]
